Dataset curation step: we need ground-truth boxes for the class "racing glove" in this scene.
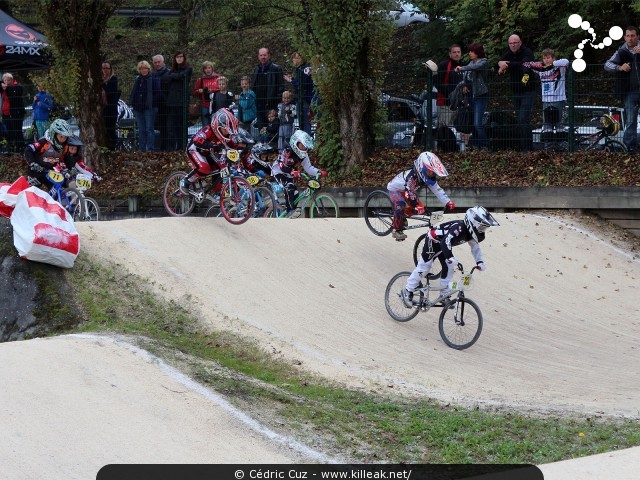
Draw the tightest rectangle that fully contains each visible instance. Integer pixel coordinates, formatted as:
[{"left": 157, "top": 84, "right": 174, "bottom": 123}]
[
  {"left": 445, "top": 201, "right": 456, "bottom": 212},
  {"left": 415, "top": 204, "right": 425, "bottom": 215},
  {"left": 446, "top": 257, "right": 459, "bottom": 267},
  {"left": 292, "top": 170, "right": 301, "bottom": 179},
  {"left": 476, "top": 261, "right": 486, "bottom": 272},
  {"left": 317, "top": 169, "right": 327, "bottom": 177}
]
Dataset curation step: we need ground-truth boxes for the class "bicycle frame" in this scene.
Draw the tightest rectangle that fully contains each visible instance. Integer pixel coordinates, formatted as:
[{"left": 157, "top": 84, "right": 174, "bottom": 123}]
[
  {"left": 413, "top": 266, "right": 476, "bottom": 312},
  {"left": 275, "top": 173, "right": 322, "bottom": 218}
]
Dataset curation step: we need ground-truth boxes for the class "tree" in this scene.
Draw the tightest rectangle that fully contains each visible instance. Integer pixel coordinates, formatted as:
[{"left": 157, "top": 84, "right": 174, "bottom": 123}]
[
  {"left": 300, "top": 0, "right": 395, "bottom": 173},
  {"left": 35, "top": 0, "right": 120, "bottom": 169}
]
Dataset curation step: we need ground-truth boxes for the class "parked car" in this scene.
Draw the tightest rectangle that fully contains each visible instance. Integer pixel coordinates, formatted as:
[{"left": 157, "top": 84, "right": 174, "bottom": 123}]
[
  {"left": 387, "top": 2, "right": 429, "bottom": 27},
  {"left": 378, "top": 91, "right": 439, "bottom": 148}
]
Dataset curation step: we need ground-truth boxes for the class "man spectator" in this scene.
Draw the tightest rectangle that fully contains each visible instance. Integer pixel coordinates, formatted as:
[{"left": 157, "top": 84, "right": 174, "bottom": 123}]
[
  {"left": 284, "top": 52, "right": 315, "bottom": 135},
  {"left": 251, "top": 47, "right": 284, "bottom": 130},
  {"left": 153, "top": 54, "right": 171, "bottom": 151},
  {"left": 1, "top": 73, "right": 25, "bottom": 153},
  {"left": 434, "top": 44, "right": 463, "bottom": 127},
  {"left": 497, "top": 34, "right": 537, "bottom": 152},
  {"left": 605, "top": 26, "right": 640, "bottom": 153}
]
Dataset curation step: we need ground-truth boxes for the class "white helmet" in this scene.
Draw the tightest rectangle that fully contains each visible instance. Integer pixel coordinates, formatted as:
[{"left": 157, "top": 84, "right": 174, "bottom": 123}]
[
  {"left": 464, "top": 206, "right": 499, "bottom": 242},
  {"left": 289, "top": 130, "right": 314, "bottom": 158},
  {"left": 413, "top": 152, "right": 448, "bottom": 184}
]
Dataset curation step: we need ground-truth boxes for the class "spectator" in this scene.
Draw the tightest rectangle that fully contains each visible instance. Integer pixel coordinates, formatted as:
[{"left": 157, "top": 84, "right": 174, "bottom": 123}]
[
  {"left": 259, "top": 109, "right": 279, "bottom": 147},
  {"left": 455, "top": 43, "right": 490, "bottom": 150},
  {"left": 101, "top": 61, "right": 119, "bottom": 150},
  {"left": 605, "top": 26, "right": 640, "bottom": 152},
  {"left": 523, "top": 49, "right": 570, "bottom": 133},
  {"left": 192, "top": 60, "right": 219, "bottom": 128},
  {"left": 210, "top": 76, "right": 234, "bottom": 114},
  {"left": 236, "top": 75, "right": 257, "bottom": 130},
  {"left": 497, "top": 34, "right": 537, "bottom": 151},
  {"left": 277, "top": 90, "right": 296, "bottom": 150},
  {"left": 128, "top": 60, "right": 161, "bottom": 152},
  {"left": 32, "top": 82, "right": 54, "bottom": 139},
  {"left": 153, "top": 54, "right": 171, "bottom": 151},
  {"left": 251, "top": 47, "right": 284, "bottom": 130},
  {"left": 1, "top": 73, "right": 25, "bottom": 153},
  {"left": 284, "top": 52, "right": 315, "bottom": 135},
  {"left": 166, "top": 51, "right": 193, "bottom": 150},
  {"left": 434, "top": 44, "right": 464, "bottom": 127}
]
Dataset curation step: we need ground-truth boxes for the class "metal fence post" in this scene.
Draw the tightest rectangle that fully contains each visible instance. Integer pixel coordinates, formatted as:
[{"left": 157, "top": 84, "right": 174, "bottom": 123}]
[
  {"left": 568, "top": 67, "right": 574, "bottom": 152},
  {"left": 425, "top": 70, "right": 434, "bottom": 150}
]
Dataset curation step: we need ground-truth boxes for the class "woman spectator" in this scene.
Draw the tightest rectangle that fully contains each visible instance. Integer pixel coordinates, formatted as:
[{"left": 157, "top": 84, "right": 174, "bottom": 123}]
[
  {"left": 1, "top": 73, "right": 25, "bottom": 153},
  {"left": 455, "top": 43, "right": 490, "bottom": 150},
  {"left": 284, "top": 52, "right": 315, "bottom": 135},
  {"left": 101, "top": 61, "right": 120, "bottom": 150},
  {"left": 166, "top": 51, "right": 193, "bottom": 150},
  {"left": 192, "top": 60, "right": 219, "bottom": 128},
  {"left": 129, "top": 60, "right": 161, "bottom": 152}
]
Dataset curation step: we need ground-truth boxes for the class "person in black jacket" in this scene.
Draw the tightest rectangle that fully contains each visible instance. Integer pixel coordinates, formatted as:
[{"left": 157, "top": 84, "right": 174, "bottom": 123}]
[
  {"left": 101, "top": 61, "right": 119, "bottom": 150},
  {"left": 434, "top": 44, "right": 464, "bottom": 127},
  {"left": 251, "top": 47, "right": 284, "bottom": 130},
  {"left": 153, "top": 54, "right": 171, "bottom": 151},
  {"left": 605, "top": 26, "right": 640, "bottom": 152},
  {"left": 166, "top": 52, "right": 193, "bottom": 151},
  {"left": 497, "top": 34, "right": 537, "bottom": 152}
]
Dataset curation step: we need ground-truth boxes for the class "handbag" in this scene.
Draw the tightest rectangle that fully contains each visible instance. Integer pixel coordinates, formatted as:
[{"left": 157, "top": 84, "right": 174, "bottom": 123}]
[
  {"left": 454, "top": 105, "right": 473, "bottom": 134},
  {"left": 189, "top": 102, "right": 200, "bottom": 119}
]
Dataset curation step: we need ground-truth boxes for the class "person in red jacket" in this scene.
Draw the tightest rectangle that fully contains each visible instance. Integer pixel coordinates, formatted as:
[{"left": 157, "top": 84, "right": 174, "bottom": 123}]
[{"left": 192, "top": 61, "right": 219, "bottom": 128}]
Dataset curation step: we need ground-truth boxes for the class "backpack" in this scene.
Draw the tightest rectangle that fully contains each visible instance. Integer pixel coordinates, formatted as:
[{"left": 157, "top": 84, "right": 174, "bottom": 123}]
[{"left": 434, "top": 125, "right": 458, "bottom": 152}]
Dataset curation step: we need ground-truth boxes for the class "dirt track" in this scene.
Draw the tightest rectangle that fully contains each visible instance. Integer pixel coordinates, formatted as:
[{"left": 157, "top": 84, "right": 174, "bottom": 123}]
[
  {"left": 75, "top": 213, "right": 640, "bottom": 418},
  {"left": 2, "top": 212, "right": 640, "bottom": 479}
]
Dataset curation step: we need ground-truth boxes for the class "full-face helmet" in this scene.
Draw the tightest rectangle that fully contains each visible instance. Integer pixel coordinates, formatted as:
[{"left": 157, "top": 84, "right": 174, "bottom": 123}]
[
  {"left": 413, "top": 151, "right": 448, "bottom": 185},
  {"left": 289, "top": 129, "right": 314, "bottom": 159},
  {"left": 600, "top": 114, "right": 620, "bottom": 136},
  {"left": 210, "top": 108, "right": 239, "bottom": 144},
  {"left": 464, "top": 206, "right": 499, "bottom": 242},
  {"left": 46, "top": 119, "right": 73, "bottom": 150}
]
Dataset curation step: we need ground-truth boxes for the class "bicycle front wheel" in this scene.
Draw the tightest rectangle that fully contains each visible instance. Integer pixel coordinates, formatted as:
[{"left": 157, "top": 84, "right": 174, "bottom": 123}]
[
  {"left": 438, "top": 297, "right": 483, "bottom": 350},
  {"left": 163, "top": 171, "right": 195, "bottom": 217},
  {"left": 74, "top": 196, "right": 100, "bottom": 221},
  {"left": 253, "top": 186, "right": 277, "bottom": 218},
  {"left": 385, "top": 271, "right": 420, "bottom": 322},
  {"left": 62, "top": 187, "right": 84, "bottom": 220},
  {"left": 412, "top": 233, "right": 442, "bottom": 280},
  {"left": 604, "top": 140, "right": 627, "bottom": 153},
  {"left": 364, "top": 190, "right": 393, "bottom": 236},
  {"left": 310, "top": 193, "right": 339, "bottom": 218},
  {"left": 220, "top": 176, "right": 255, "bottom": 225}
]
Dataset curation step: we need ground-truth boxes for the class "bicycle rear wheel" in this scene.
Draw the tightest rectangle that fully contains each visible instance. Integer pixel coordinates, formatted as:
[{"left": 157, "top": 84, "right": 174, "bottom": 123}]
[
  {"left": 412, "top": 233, "right": 442, "bottom": 279},
  {"left": 438, "top": 297, "right": 483, "bottom": 350},
  {"left": 220, "top": 176, "right": 255, "bottom": 225},
  {"left": 74, "top": 196, "right": 100, "bottom": 221},
  {"left": 163, "top": 171, "right": 195, "bottom": 217},
  {"left": 384, "top": 271, "right": 420, "bottom": 322},
  {"left": 310, "top": 193, "right": 339, "bottom": 218},
  {"left": 253, "top": 186, "right": 277, "bottom": 218},
  {"left": 364, "top": 190, "right": 394, "bottom": 236},
  {"left": 603, "top": 140, "right": 627, "bottom": 153}
]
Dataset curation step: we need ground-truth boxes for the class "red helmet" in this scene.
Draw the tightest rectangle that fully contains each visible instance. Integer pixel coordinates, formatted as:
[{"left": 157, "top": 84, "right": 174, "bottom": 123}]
[{"left": 210, "top": 108, "right": 239, "bottom": 144}]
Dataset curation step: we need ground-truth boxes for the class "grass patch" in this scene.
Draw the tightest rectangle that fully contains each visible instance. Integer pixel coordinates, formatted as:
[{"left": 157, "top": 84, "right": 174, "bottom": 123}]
[{"left": 66, "top": 252, "right": 640, "bottom": 464}]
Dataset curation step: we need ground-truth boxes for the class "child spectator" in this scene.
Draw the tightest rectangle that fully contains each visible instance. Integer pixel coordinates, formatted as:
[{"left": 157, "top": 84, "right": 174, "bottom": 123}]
[
  {"left": 210, "top": 76, "right": 234, "bottom": 114},
  {"left": 193, "top": 60, "right": 220, "bottom": 128},
  {"left": 236, "top": 75, "right": 257, "bottom": 130},
  {"left": 523, "top": 49, "right": 570, "bottom": 133},
  {"left": 259, "top": 109, "right": 280, "bottom": 147},
  {"left": 32, "top": 82, "right": 54, "bottom": 139},
  {"left": 277, "top": 90, "right": 296, "bottom": 150}
]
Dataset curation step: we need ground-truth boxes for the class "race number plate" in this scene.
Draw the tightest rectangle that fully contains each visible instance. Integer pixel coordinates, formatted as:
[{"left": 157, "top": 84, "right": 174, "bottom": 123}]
[
  {"left": 430, "top": 210, "right": 444, "bottom": 224},
  {"left": 449, "top": 275, "right": 473, "bottom": 291},
  {"left": 219, "top": 166, "right": 230, "bottom": 178},
  {"left": 75, "top": 173, "right": 92, "bottom": 190},
  {"left": 226, "top": 150, "right": 240, "bottom": 163},
  {"left": 247, "top": 175, "right": 260, "bottom": 186},
  {"left": 308, "top": 179, "right": 320, "bottom": 189},
  {"left": 47, "top": 170, "right": 65, "bottom": 183}
]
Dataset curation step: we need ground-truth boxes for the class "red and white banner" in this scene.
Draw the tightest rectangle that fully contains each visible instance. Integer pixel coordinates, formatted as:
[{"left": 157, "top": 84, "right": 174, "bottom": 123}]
[{"left": 0, "top": 176, "right": 79, "bottom": 268}]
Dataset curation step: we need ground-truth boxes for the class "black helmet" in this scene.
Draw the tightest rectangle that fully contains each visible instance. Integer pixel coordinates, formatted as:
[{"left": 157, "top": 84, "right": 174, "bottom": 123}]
[{"left": 67, "top": 136, "right": 83, "bottom": 147}]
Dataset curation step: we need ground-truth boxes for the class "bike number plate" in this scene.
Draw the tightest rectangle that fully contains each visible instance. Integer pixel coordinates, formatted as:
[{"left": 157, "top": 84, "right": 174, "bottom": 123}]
[
  {"left": 219, "top": 166, "right": 230, "bottom": 178},
  {"left": 75, "top": 174, "right": 92, "bottom": 190},
  {"left": 450, "top": 275, "right": 473, "bottom": 291},
  {"left": 226, "top": 150, "right": 240, "bottom": 163},
  {"left": 308, "top": 179, "right": 320, "bottom": 189},
  {"left": 430, "top": 210, "right": 444, "bottom": 224},
  {"left": 247, "top": 175, "right": 260, "bottom": 186},
  {"left": 47, "top": 170, "right": 65, "bottom": 184}
]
